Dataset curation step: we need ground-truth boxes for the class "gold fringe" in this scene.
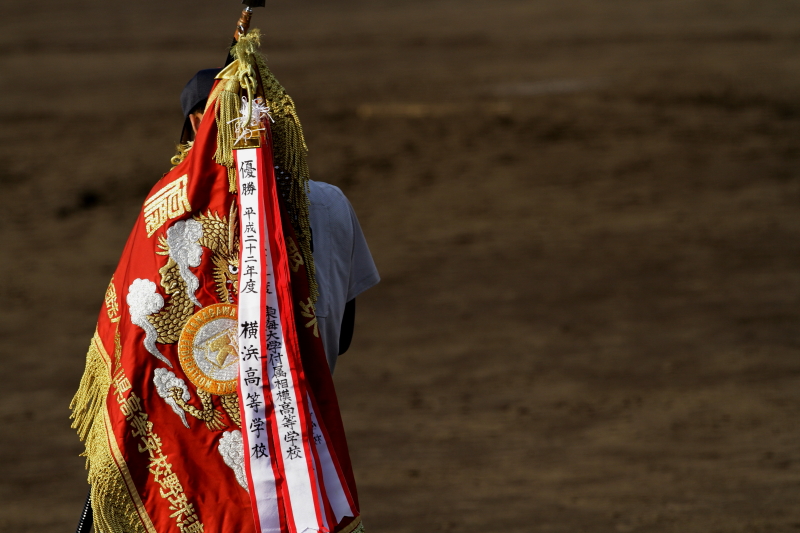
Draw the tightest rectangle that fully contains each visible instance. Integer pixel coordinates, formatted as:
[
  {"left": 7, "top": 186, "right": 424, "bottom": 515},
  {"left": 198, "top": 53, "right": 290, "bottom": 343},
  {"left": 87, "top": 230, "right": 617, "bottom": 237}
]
[
  {"left": 70, "top": 332, "right": 146, "bottom": 533},
  {"left": 218, "top": 30, "right": 319, "bottom": 304}
]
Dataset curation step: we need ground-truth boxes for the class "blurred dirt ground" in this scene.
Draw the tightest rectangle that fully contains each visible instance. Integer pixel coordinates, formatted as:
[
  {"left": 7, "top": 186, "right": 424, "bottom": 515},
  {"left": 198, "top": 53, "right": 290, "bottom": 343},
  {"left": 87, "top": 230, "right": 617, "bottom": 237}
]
[{"left": 3, "top": 1, "right": 800, "bottom": 532}]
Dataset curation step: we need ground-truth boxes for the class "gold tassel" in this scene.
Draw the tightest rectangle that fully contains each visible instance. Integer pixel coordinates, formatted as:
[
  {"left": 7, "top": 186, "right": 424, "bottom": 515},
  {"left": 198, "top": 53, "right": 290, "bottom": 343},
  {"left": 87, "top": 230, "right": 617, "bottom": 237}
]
[
  {"left": 220, "top": 30, "right": 319, "bottom": 304},
  {"left": 214, "top": 78, "right": 241, "bottom": 193},
  {"left": 70, "top": 332, "right": 146, "bottom": 533}
]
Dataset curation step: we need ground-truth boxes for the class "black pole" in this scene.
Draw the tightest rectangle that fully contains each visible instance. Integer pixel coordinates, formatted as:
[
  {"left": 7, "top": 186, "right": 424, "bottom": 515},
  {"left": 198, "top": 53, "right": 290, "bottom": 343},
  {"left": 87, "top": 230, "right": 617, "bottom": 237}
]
[{"left": 75, "top": 490, "right": 93, "bottom": 533}]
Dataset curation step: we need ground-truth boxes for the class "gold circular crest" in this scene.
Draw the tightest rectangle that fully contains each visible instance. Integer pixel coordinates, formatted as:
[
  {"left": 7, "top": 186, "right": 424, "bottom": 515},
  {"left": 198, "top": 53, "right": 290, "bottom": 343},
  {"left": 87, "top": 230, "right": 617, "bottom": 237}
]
[{"left": 178, "top": 303, "right": 239, "bottom": 395}]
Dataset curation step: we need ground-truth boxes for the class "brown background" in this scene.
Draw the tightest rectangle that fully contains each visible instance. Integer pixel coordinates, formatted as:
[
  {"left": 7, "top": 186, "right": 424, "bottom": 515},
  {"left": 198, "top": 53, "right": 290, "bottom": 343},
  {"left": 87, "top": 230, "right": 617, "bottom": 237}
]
[{"left": 2, "top": 1, "right": 800, "bottom": 531}]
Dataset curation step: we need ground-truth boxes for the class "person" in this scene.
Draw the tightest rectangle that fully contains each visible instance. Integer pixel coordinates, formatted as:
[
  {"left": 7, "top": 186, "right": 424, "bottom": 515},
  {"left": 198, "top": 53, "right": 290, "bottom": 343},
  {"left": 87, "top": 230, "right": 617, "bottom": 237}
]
[
  {"left": 180, "top": 68, "right": 380, "bottom": 372},
  {"left": 73, "top": 32, "right": 374, "bottom": 533}
]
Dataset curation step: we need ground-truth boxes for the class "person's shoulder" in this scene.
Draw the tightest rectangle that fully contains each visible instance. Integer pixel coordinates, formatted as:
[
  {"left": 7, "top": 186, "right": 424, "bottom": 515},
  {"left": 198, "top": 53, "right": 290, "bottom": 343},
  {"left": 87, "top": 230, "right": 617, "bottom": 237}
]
[{"left": 308, "top": 180, "right": 349, "bottom": 207}]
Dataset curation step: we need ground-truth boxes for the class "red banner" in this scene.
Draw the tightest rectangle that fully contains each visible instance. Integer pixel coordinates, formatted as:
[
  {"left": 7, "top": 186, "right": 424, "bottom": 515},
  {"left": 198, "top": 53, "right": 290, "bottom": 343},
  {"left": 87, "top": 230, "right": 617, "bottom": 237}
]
[{"left": 71, "top": 78, "right": 362, "bottom": 533}]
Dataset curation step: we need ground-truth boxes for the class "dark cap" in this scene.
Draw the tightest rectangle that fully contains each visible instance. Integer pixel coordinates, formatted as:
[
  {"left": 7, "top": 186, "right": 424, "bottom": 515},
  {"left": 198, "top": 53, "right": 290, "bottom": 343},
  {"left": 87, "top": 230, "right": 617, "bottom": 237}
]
[
  {"left": 181, "top": 68, "right": 222, "bottom": 118},
  {"left": 179, "top": 68, "right": 221, "bottom": 143}
]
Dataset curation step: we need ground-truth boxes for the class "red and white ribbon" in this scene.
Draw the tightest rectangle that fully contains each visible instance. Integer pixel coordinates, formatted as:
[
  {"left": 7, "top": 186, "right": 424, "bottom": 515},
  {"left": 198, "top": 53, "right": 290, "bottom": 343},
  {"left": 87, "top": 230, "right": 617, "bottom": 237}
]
[
  {"left": 236, "top": 146, "right": 283, "bottom": 533},
  {"left": 235, "top": 127, "right": 357, "bottom": 532}
]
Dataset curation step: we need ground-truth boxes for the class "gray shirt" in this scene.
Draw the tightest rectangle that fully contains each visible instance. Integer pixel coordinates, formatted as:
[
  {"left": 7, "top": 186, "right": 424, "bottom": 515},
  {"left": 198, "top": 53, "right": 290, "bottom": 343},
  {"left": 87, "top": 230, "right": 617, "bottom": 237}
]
[{"left": 307, "top": 180, "right": 380, "bottom": 372}]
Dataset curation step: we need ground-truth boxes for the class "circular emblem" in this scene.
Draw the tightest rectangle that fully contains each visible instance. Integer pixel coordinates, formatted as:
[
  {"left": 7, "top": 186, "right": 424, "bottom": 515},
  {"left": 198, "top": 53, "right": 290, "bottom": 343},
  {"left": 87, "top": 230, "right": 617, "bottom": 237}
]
[{"left": 178, "top": 303, "right": 239, "bottom": 395}]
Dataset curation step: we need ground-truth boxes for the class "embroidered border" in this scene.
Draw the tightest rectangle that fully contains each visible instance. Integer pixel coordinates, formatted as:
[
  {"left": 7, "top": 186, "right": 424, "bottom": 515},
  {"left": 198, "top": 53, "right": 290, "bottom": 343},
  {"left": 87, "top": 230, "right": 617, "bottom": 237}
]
[
  {"left": 71, "top": 331, "right": 151, "bottom": 533},
  {"left": 111, "top": 361, "right": 206, "bottom": 533},
  {"left": 103, "top": 407, "right": 158, "bottom": 533},
  {"left": 94, "top": 335, "right": 158, "bottom": 533}
]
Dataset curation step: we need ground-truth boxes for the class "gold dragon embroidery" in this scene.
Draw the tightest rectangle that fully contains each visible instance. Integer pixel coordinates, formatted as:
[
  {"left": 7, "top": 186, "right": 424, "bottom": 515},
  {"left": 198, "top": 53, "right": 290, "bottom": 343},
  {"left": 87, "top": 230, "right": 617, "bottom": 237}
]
[
  {"left": 196, "top": 204, "right": 240, "bottom": 305},
  {"left": 150, "top": 204, "right": 242, "bottom": 429}
]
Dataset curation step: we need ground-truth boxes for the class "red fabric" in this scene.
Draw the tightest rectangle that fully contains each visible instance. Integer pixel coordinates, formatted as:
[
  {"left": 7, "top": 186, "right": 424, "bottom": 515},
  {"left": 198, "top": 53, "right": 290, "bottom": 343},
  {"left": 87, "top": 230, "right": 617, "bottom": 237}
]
[
  {"left": 261, "top": 140, "right": 359, "bottom": 527},
  {"left": 276, "top": 198, "right": 360, "bottom": 511},
  {"left": 94, "top": 84, "right": 359, "bottom": 532}
]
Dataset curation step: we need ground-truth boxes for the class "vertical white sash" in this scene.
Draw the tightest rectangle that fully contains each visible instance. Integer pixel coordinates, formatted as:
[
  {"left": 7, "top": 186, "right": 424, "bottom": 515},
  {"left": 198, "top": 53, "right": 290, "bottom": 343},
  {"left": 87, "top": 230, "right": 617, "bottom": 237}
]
[
  {"left": 236, "top": 146, "right": 327, "bottom": 533},
  {"left": 236, "top": 147, "right": 282, "bottom": 533}
]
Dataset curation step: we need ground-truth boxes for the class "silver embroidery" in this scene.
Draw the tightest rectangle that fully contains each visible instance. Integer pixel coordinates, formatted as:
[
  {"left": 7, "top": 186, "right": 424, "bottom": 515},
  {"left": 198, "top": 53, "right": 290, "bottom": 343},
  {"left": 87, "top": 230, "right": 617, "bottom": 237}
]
[
  {"left": 153, "top": 368, "right": 191, "bottom": 428},
  {"left": 165, "top": 219, "right": 204, "bottom": 307},
  {"left": 218, "top": 430, "right": 248, "bottom": 491},
  {"left": 127, "top": 278, "right": 171, "bottom": 367},
  {"left": 229, "top": 95, "right": 274, "bottom": 145}
]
